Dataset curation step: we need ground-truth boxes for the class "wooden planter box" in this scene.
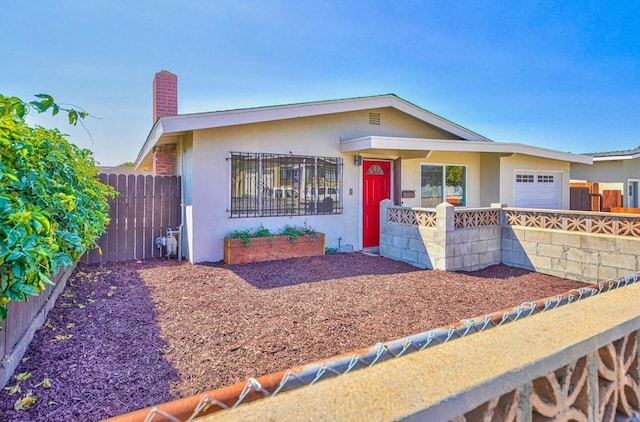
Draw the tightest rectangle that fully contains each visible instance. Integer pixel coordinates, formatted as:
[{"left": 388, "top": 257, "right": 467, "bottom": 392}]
[{"left": 224, "top": 233, "right": 325, "bottom": 265}]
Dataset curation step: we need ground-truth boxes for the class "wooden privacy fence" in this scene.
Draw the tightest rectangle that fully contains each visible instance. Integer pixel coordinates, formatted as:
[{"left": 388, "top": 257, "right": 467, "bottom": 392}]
[
  {"left": 1, "top": 265, "right": 75, "bottom": 389},
  {"left": 601, "top": 189, "right": 622, "bottom": 212},
  {"left": 569, "top": 183, "right": 622, "bottom": 212},
  {"left": 569, "top": 186, "right": 590, "bottom": 211},
  {"left": 82, "top": 174, "right": 181, "bottom": 264},
  {"left": 569, "top": 182, "right": 602, "bottom": 211}
]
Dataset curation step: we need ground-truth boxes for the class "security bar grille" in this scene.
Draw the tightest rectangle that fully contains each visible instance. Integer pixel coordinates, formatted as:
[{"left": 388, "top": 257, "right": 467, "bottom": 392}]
[{"left": 229, "top": 152, "right": 343, "bottom": 218}]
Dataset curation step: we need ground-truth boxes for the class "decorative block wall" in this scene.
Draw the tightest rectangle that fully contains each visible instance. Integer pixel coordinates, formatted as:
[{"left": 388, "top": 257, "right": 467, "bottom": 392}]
[
  {"left": 502, "top": 210, "right": 640, "bottom": 282},
  {"left": 380, "top": 200, "right": 502, "bottom": 271}
]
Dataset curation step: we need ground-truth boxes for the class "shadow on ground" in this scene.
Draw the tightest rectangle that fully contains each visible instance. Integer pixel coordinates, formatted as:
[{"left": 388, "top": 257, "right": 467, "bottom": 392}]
[
  {"left": 457, "top": 264, "right": 539, "bottom": 280},
  {"left": 204, "top": 252, "right": 423, "bottom": 289},
  {"left": 0, "top": 261, "right": 180, "bottom": 422}
]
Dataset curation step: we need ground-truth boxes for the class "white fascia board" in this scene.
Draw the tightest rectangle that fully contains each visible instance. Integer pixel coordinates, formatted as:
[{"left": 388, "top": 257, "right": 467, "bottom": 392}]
[
  {"left": 593, "top": 154, "right": 640, "bottom": 162},
  {"left": 156, "top": 95, "right": 493, "bottom": 140},
  {"left": 134, "top": 120, "right": 164, "bottom": 169},
  {"left": 160, "top": 96, "right": 398, "bottom": 134},
  {"left": 341, "top": 136, "right": 593, "bottom": 164}
]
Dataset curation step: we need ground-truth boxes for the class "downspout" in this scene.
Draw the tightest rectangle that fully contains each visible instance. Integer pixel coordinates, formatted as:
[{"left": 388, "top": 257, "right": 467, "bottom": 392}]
[{"left": 178, "top": 135, "right": 184, "bottom": 262}]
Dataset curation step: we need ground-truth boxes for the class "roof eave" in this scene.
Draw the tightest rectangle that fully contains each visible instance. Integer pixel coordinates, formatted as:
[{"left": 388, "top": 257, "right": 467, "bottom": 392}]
[
  {"left": 134, "top": 95, "right": 494, "bottom": 162},
  {"left": 592, "top": 153, "right": 640, "bottom": 161},
  {"left": 134, "top": 120, "right": 164, "bottom": 170},
  {"left": 341, "top": 136, "right": 592, "bottom": 164}
]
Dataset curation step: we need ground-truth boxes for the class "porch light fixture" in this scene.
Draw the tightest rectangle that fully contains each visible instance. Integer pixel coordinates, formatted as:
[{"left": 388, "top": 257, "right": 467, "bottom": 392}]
[{"left": 354, "top": 155, "right": 362, "bottom": 166}]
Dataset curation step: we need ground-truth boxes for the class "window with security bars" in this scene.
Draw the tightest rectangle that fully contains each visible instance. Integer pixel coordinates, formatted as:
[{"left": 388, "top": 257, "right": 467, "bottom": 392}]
[{"left": 229, "top": 152, "right": 343, "bottom": 217}]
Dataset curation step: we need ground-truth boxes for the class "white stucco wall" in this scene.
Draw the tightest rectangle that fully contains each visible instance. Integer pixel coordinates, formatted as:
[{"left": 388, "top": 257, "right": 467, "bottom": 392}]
[
  {"left": 178, "top": 133, "right": 193, "bottom": 261},
  {"left": 623, "top": 158, "right": 640, "bottom": 176},
  {"left": 480, "top": 153, "right": 501, "bottom": 207},
  {"left": 188, "top": 108, "right": 457, "bottom": 262},
  {"left": 596, "top": 182, "right": 625, "bottom": 193},
  {"left": 571, "top": 160, "right": 624, "bottom": 182},
  {"left": 499, "top": 154, "right": 571, "bottom": 209}
]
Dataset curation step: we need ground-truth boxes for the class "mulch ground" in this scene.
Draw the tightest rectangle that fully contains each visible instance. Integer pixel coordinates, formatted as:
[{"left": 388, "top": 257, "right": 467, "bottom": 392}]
[{"left": 0, "top": 253, "right": 584, "bottom": 421}]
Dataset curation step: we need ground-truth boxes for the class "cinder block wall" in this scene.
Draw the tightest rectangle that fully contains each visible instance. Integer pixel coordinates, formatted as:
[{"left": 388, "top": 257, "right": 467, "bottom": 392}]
[
  {"left": 502, "top": 227, "right": 640, "bottom": 282},
  {"left": 379, "top": 201, "right": 502, "bottom": 271},
  {"left": 447, "top": 226, "right": 502, "bottom": 271},
  {"left": 379, "top": 222, "right": 436, "bottom": 269},
  {"left": 381, "top": 201, "right": 640, "bottom": 279}
]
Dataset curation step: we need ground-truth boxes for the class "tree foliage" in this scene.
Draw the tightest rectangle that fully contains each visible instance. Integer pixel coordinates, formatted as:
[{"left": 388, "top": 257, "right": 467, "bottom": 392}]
[{"left": 0, "top": 93, "right": 114, "bottom": 323}]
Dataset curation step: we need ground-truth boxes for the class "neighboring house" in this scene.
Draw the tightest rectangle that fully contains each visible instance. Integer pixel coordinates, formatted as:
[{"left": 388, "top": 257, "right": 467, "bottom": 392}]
[
  {"left": 134, "top": 71, "right": 591, "bottom": 263},
  {"left": 571, "top": 147, "right": 640, "bottom": 208}
]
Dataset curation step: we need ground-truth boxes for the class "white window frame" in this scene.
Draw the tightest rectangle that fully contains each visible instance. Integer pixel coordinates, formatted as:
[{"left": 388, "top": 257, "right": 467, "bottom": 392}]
[{"left": 420, "top": 163, "right": 468, "bottom": 208}]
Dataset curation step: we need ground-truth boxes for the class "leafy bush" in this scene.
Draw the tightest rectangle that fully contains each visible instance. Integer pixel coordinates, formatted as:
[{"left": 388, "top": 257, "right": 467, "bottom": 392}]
[
  {"left": 225, "top": 228, "right": 253, "bottom": 247},
  {"left": 225, "top": 224, "right": 273, "bottom": 247},
  {"left": 279, "top": 223, "right": 318, "bottom": 243},
  {"left": 225, "top": 222, "right": 319, "bottom": 246},
  {"left": 251, "top": 224, "right": 273, "bottom": 239},
  {"left": 0, "top": 94, "right": 114, "bottom": 323}
]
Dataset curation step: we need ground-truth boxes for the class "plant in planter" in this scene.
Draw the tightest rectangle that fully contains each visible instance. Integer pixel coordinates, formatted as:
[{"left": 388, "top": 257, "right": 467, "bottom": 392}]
[
  {"left": 223, "top": 223, "right": 325, "bottom": 265},
  {"left": 225, "top": 224, "right": 273, "bottom": 247},
  {"left": 279, "top": 223, "right": 319, "bottom": 243}
]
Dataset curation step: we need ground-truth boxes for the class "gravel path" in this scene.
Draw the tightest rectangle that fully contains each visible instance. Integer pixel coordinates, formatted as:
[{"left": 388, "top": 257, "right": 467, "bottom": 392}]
[{"left": 0, "top": 253, "right": 584, "bottom": 421}]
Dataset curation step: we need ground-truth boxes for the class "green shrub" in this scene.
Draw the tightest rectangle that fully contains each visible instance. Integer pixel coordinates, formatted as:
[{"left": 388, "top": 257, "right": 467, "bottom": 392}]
[
  {"left": 279, "top": 223, "right": 318, "bottom": 243},
  {"left": 225, "top": 228, "right": 253, "bottom": 247},
  {"left": 251, "top": 224, "right": 272, "bottom": 239},
  {"left": 225, "top": 224, "right": 273, "bottom": 247},
  {"left": 225, "top": 222, "right": 319, "bottom": 246},
  {"left": 0, "top": 94, "right": 114, "bottom": 323}
]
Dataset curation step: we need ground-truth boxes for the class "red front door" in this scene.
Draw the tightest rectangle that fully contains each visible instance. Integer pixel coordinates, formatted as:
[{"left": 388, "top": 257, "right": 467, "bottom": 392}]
[{"left": 363, "top": 160, "right": 391, "bottom": 247}]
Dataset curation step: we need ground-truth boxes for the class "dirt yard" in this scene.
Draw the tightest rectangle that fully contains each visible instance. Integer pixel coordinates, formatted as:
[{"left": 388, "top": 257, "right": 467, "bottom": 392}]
[{"left": 0, "top": 253, "right": 584, "bottom": 421}]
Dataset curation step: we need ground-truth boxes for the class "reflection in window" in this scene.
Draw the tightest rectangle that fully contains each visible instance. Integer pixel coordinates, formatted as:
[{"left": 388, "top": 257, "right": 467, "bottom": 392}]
[{"left": 421, "top": 165, "right": 466, "bottom": 207}]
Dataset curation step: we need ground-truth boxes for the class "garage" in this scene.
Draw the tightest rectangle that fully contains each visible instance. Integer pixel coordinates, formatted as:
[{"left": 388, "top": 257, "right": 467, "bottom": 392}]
[{"left": 514, "top": 172, "right": 561, "bottom": 209}]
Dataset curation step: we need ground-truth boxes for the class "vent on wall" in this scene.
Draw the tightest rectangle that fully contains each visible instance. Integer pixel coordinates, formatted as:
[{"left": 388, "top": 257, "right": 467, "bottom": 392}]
[{"left": 368, "top": 112, "right": 381, "bottom": 125}]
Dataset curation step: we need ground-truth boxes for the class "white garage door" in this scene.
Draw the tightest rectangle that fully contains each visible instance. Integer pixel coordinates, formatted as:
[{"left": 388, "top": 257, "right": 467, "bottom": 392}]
[{"left": 514, "top": 173, "right": 561, "bottom": 209}]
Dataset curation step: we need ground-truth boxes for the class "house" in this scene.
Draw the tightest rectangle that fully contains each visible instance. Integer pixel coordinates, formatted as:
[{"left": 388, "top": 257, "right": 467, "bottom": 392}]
[
  {"left": 571, "top": 147, "right": 640, "bottom": 208},
  {"left": 134, "top": 71, "right": 591, "bottom": 263}
]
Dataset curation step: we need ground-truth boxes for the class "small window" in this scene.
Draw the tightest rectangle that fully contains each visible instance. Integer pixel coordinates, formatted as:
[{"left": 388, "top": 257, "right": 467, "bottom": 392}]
[
  {"left": 516, "top": 174, "right": 534, "bottom": 183},
  {"left": 538, "top": 175, "right": 554, "bottom": 183},
  {"left": 367, "top": 164, "right": 385, "bottom": 175}
]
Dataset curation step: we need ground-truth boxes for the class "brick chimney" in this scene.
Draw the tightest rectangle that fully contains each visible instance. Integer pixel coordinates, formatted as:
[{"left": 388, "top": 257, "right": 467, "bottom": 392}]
[
  {"left": 153, "top": 70, "right": 177, "bottom": 122},
  {"left": 152, "top": 71, "right": 178, "bottom": 175},
  {"left": 153, "top": 144, "right": 177, "bottom": 176}
]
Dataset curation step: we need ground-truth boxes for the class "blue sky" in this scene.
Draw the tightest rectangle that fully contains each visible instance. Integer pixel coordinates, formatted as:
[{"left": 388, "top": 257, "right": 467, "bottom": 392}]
[{"left": 2, "top": 1, "right": 639, "bottom": 165}]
